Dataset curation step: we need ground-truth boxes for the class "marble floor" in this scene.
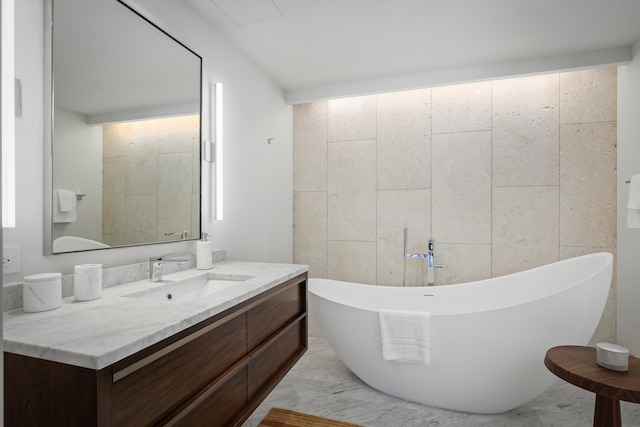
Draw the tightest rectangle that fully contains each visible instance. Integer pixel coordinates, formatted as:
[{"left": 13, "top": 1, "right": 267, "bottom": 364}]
[{"left": 243, "top": 337, "right": 640, "bottom": 427}]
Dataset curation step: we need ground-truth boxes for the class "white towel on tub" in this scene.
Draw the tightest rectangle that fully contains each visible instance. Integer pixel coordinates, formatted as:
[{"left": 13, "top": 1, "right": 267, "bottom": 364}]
[
  {"left": 379, "top": 309, "right": 431, "bottom": 364},
  {"left": 628, "top": 173, "right": 640, "bottom": 228}
]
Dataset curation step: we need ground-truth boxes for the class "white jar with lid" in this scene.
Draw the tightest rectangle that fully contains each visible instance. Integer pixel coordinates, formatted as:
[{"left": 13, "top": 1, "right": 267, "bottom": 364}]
[
  {"left": 596, "top": 342, "right": 630, "bottom": 371},
  {"left": 23, "top": 272, "right": 62, "bottom": 313}
]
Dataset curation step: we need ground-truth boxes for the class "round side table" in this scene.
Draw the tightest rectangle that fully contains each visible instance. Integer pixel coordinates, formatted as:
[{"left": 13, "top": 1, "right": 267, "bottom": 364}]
[{"left": 544, "top": 345, "right": 640, "bottom": 427}]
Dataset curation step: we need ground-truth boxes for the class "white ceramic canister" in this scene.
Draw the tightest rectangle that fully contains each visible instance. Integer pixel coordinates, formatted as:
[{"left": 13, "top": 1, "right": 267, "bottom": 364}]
[
  {"left": 23, "top": 272, "right": 63, "bottom": 313},
  {"left": 596, "top": 342, "right": 630, "bottom": 372},
  {"left": 74, "top": 264, "right": 103, "bottom": 301}
]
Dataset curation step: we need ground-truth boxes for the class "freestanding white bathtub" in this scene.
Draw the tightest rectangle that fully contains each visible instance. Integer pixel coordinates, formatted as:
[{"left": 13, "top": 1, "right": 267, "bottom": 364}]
[{"left": 308, "top": 253, "right": 613, "bottom": 414}]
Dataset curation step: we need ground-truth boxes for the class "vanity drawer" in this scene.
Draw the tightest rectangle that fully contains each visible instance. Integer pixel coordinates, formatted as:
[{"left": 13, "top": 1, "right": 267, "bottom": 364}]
[
  {"left": 247, "top": 279, "right": 305, "bottom": 350},
  {"left": 248, "top": 315, "right": 306, "bottom": 401},
  {"left": 164, "top": 365, "right": 248, "bottom": 427},
  {"left": 111, "top": 313, "right": 247, "bottom": 426}
]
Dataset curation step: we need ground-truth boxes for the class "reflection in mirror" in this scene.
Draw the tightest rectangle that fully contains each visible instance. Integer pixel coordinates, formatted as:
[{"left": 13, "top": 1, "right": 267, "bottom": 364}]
[{"left": 44, "top": 0, "right": 202, "bottom": 254}]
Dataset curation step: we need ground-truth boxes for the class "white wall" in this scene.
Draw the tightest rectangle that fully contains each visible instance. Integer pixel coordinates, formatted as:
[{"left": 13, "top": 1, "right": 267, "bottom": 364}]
[
  {"left": 617, "top": 40, "right": 640, "bottom": 355},
  {"left": 52, "top": 107, "right": 103, "bottom": 242},
  {"left": 3, "top": 0, "right": 292, "bottom": 285}
]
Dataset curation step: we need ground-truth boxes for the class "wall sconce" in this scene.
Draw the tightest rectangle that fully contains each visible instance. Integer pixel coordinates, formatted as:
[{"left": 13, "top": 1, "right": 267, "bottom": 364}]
[
  {"left": 2, "top": 0, "right": 16, "bottom": 228},
  {"left": 214, "top": 83, "right": 223, "bottom": 220},
  {"left": 203, "top": 83, "right": 223, "bottom": 220}
]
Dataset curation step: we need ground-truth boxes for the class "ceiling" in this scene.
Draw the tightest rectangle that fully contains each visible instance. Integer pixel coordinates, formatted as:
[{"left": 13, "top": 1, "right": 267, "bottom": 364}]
[
  {"left": 54, "top": 0, "right": 200, "bottom": 121},
  {"left": 188, "top": 0, "right": 640, "bottom": 103}
]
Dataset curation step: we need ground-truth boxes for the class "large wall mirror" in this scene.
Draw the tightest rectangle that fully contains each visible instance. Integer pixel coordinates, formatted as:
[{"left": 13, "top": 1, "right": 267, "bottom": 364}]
[{"left": 44, "top": 0, "right": 203, "bottom": 254}]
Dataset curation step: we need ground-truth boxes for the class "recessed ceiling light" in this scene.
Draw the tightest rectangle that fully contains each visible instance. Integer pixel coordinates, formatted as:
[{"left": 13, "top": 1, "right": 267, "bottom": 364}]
[{"left": 210, "top": 0, "right": 282, "bottom": 26}]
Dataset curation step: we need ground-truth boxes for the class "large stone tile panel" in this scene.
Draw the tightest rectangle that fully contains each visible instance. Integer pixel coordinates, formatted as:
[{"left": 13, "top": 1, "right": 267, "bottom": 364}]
[
  {"left": 328, "top": 241, "right": 377, "bottom": 285},
  {"left": 327, "top": 95, "right": 376, "bottom": 142},
  {"left": 560, "top": 122, "right": 616, "bottom": 248},
  {"left": 294, "top": 101, "right": 328, "bottom": 192},
  {"left": 377, "top": 89, "right": 431, "bottom": 190},
  {"left": 294, "top": 191, "right": 328, "bottom": 279},
  {"left": 328, "top": 139, "right": 377, "bottom": 241},
  {"left": 435, "top": 243, "right": 492, "bottom": 286},
  {"left": 432, "top": 131, "right": 492, "bottom": 244},
  {"left": 492, "top": 74, "right": 559, "bottom": 187},
  {"left": 560, "top": 68, "right": 617, "bottom": 124},
  {"left": 492, "top": 186, "right": 559, "bottom": 277},
  {"left": 432, "top": 81, "right": 491, "bottom": 134}
]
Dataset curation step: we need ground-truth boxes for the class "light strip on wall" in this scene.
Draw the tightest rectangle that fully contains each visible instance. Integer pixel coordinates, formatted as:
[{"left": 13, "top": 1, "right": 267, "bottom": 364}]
[
  {"left": 214, "top": 82, "right": 224, "bottom": 220},
  {"left": 2, "top": 0, "right": 16, "bottom": 228}
]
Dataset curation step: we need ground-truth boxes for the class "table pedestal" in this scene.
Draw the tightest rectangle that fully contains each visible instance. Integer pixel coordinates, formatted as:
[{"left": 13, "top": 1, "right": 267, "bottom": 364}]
[{"left": 594, "top": 395, "right": 621, "bottom": 427}]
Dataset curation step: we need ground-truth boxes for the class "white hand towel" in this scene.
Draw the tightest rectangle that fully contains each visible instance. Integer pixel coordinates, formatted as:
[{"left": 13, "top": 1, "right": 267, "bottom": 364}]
[
  {"left": 56, "top": 189, "right": 76, "bottom": 212},
  {"left": 379, "top": 309, "right": 431, "bottom": 364},
  {"left": 628, "top": 173, "right": 640, "bottom": 229},
  {"left": 53, "top": 190, "right": 77, "bottom": 223}
]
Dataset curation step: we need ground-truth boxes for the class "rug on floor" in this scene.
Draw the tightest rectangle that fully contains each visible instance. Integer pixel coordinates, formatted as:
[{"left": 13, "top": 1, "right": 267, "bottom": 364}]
[{"left": 258, "top": 407, "right": 362, "bottom": 427}]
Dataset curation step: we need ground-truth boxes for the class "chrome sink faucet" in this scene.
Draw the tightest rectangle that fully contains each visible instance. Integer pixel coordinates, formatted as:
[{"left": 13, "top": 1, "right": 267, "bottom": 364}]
[{"left": 149, "top": 253, "right": 189, "bottom": 282}]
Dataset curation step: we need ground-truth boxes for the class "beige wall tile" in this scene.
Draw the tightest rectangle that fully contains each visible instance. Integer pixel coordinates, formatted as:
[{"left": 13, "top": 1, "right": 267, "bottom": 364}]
[
  {"left": 492, "top": 74, "right": 560, "bottom": 186},
  {"left": 560, "top": 122, "right": 617, "bottom": 247},
  {"left": 129, "top": 119, "right": 159, "bottom": 146},
  {"left": 432, "top": 81, "right": 491, "bottom": 134},
  {"left": 560, "top": 68, "right": 617, "bottom": 124},
  {"left": 327, "top": 95, "right": 377, "bottom": 141},
  {"left": 102, "top": 156, "right": 125, "bottom": 237},
  {"left": 293, "top": 102, "right": 328, "bottom": 192},
  {"left": 158, "top": 115, "right": 199, "bottom": 154},
  {"left": 377, "top": 89, "right": 431, "bottom": 190},
  {"left": 328, "top": 240, "right": 377, "bottom": 285},
  {"left": 432, "top": 131, "right": 491, "bottom": 244},
  {"left": 157, "top": 153, "right": 193, "bottom": 240},
  {"left": 492, "top": 186, "right": 559, "bottom": 276},
  {"left": 328, "top": 139, "right": 377, "bottom": 241},
  {"left": 126, "top": 142, "right": 158, "bottom": 196},
  {"left": 377, "top": 189, "right": 431, "bottom": 286},
  {"left": 435, "top": 243, "right": 492, "bottom": 286},
  {"left": 103, "top": 124, "right": 129, "bottom": 158},
  {"left": 294, "top": 191, "right": 328, "bottom": 278},
  {"left": 125, "top": 195, "right": 157, "bottom": 244}
]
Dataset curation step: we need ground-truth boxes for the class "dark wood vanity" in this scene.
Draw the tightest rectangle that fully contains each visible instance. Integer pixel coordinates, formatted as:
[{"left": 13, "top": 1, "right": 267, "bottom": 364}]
[{"left": 5, "top": 273, "right": 308, "bottom": 426}]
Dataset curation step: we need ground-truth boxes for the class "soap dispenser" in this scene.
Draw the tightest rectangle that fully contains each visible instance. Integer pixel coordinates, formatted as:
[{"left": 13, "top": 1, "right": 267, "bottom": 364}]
[{"left": 196, "top": 232, "right": 213, "bottom": 270}]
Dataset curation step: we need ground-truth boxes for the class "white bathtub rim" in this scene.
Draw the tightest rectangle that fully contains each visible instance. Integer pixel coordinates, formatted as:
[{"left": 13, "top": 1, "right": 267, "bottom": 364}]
[{"left": 308, "top": 252, "right": 613, "bottom": 316}]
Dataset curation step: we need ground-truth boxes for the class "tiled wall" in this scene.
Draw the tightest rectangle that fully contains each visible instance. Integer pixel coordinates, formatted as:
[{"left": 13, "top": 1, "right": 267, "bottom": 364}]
[
  {"left": 293, "top": 68, "right": 617, "bottom": 341},
  {"left": 102, "top": 115, "right": 200, "bottom": 246}
]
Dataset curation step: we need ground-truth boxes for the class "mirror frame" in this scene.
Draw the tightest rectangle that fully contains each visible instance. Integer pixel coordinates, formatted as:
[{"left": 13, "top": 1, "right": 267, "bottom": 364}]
[{"left": 43, "top": 0, "right": 204, "bottom": 255}]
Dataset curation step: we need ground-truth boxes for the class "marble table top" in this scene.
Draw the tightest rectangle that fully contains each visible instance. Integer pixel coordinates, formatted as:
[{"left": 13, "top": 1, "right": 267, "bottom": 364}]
[{"left": 3, "top": 261, "right": 308, "bottom": 370}]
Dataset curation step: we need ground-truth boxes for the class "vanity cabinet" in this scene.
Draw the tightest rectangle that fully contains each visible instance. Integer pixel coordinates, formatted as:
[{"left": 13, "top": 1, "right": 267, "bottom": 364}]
[{"left": 5, "top": 273, "right": 307, "bottom": 427}]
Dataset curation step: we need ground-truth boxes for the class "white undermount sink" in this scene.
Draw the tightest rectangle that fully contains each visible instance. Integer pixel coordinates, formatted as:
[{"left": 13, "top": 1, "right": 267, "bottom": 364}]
[{"left": 124, "top": 272, "right": 254, "bottom": 303}]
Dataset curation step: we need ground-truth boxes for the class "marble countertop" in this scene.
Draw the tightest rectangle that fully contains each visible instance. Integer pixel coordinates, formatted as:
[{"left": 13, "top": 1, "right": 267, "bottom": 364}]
[{"left": 3, "top": 261, "right": 308, "bottom": 370}]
